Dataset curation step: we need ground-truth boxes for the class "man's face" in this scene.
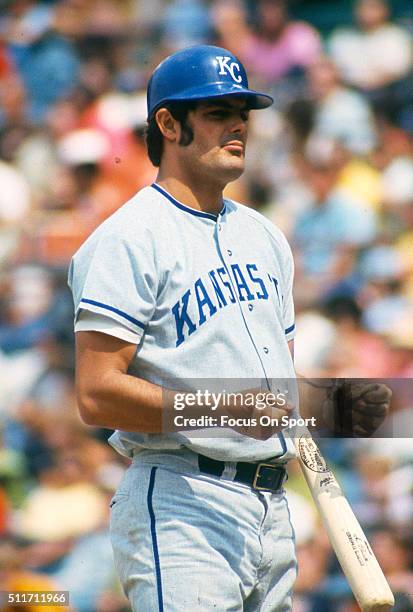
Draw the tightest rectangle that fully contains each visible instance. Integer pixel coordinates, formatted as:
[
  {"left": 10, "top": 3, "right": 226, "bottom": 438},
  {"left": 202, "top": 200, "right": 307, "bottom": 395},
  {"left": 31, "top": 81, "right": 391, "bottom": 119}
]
[
  {"left": 176, "top": 97, "right": 250, "bottom": 185},
  {"left": 307, "top": 57, "right": 338, "bottom": 99},
  {"left": 356, "top": 0, "right": 388, "bottom": 30},
  {"left": 258, "top": 0, "right": 286, "bottom": 36}
]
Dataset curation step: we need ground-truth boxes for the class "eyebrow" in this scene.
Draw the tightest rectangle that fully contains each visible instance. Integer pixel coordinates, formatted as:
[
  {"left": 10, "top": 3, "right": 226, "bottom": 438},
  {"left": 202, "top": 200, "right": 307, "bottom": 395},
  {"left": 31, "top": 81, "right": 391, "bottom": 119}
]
[{"left": 202, "top": 99, "right": 249, "bottom": 111}]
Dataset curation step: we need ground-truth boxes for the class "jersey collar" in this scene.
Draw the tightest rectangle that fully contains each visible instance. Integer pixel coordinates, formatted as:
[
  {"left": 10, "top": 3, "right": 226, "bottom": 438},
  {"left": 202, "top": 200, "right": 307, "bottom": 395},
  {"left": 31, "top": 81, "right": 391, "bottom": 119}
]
[{"left": 151, "top": 183, "right": 226, "bottom": 220}]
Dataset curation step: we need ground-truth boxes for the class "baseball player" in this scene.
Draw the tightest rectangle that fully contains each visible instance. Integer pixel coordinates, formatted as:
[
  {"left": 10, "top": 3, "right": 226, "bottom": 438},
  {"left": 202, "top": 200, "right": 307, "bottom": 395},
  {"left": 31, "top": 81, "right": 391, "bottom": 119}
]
[{"left": 69, "top": 46, "right": 391, "bottom": 611}]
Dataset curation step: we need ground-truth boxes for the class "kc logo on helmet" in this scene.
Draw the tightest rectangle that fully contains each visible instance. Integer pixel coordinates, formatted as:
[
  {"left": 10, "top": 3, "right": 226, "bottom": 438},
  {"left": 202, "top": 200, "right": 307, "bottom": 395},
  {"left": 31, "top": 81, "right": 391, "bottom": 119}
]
[{"left": 216, "top": 56, "right": 242, "bottom": 83}]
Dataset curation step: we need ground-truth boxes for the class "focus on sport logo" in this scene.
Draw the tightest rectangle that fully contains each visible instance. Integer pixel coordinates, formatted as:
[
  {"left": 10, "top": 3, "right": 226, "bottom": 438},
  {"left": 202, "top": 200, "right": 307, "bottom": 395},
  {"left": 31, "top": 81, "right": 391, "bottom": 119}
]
[{"left": 216, "top": 56, "right": 243, "bottom": 83}]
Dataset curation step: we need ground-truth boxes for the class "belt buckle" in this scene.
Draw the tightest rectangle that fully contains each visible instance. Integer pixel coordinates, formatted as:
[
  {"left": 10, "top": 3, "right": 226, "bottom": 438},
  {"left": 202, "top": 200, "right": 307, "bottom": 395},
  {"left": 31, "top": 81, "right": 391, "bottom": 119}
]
[{"left": 252, "top": 463, "right": 285, "bottom": 492}]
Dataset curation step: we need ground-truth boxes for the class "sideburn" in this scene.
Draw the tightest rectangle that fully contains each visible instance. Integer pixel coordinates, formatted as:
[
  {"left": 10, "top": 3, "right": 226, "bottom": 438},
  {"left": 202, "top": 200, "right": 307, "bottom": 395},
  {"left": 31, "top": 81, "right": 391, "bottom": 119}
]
[
  {"left": 164, "top": 101, "right": 197, "bottom": 149},
  {"left": 178, "top": 120, "right": 194, "bottom": 146}
]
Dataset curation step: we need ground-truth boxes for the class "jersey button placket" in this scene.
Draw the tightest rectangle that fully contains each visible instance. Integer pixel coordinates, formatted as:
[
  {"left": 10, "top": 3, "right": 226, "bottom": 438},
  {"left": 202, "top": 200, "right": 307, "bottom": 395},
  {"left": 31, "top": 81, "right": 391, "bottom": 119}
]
[{"left": 216, "top": 218, "right": 232, "bottom": 266}]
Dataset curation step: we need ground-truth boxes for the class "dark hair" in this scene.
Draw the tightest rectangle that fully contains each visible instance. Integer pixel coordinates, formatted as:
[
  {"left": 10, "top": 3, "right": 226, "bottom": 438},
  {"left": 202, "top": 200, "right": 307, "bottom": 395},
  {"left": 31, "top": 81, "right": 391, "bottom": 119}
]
[
  {"left": 322, "top": 296, "right": 362, "bottom": 324},
  {"left": 145, "top": 101, "right": 197, "bottom": 167}
]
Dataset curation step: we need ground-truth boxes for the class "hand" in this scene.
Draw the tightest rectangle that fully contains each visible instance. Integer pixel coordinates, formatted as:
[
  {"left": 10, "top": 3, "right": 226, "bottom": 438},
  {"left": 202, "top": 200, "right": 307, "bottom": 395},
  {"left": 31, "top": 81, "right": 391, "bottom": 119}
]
[
  {"left": 225, "top": 389, "right": 294, "bottom": 440},
  {"left": 166, "top": 387, "right": 294, "bottom": 439},
  {"left": 323, "top": 382, "right": 392, "bottom": 437}
]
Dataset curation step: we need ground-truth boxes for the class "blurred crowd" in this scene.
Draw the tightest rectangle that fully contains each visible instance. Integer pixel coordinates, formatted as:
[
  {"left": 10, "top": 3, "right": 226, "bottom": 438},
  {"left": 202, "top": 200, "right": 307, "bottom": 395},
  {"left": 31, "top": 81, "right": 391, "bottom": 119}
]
[{"left": 0, "top": 0, "right": 412, "bottom": 610}]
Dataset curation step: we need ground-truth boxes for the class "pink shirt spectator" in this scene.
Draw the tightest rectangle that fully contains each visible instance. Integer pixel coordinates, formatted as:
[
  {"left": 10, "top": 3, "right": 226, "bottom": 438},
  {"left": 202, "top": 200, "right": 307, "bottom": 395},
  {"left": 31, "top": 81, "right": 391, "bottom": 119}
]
[{"left": 243, "top": 21, "right": 321, "bottom": 84}]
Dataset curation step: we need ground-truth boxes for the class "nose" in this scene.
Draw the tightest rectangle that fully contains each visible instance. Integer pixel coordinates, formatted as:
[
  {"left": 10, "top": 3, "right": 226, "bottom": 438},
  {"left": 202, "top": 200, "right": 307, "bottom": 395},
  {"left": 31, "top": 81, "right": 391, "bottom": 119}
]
[{"left": 229, "top": 113, "right": 248, "bottom": 136}]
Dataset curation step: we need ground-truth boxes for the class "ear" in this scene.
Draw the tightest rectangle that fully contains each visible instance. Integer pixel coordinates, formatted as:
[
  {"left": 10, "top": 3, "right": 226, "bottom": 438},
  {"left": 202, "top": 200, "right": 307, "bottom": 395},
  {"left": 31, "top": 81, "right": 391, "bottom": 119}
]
[{"left": 155, "top": 108, "right": 179, "bottom": 142}]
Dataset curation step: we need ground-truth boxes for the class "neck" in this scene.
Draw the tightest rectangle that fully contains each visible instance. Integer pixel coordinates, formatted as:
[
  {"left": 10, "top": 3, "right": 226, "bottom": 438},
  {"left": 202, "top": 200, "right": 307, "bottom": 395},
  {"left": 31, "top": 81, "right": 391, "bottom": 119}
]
[
  {"left": 362, "top": 23, "right": 383, "bottom": 33},
  {"left": 262, "top": 24, "right": 285, "bottom": 41},
  {"left": 156, "top": 170, "right": 225, "bottom": 216}
]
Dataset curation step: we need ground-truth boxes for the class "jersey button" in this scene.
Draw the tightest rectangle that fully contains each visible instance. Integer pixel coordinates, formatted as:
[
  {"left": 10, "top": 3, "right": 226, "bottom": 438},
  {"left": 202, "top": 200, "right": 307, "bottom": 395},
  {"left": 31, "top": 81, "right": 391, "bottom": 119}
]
[
  {"left": 227, "top": 249, "right": 232, "bottom": 256},
  {"left": 248, "top": 304, "right": 253, "bottom": 311},
  {"left": 218, "top": 224, "right": 222, "bottom": 231},
  {"left": 263, "top": 347, "right": 269, "bottom": 354}
]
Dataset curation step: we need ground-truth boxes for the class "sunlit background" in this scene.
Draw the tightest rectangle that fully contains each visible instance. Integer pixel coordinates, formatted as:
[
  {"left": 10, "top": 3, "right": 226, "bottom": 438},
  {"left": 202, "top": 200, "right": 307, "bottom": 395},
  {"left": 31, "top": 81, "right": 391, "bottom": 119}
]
[{"left": 0, "top": 1, "right": 412, "bottom": 610}]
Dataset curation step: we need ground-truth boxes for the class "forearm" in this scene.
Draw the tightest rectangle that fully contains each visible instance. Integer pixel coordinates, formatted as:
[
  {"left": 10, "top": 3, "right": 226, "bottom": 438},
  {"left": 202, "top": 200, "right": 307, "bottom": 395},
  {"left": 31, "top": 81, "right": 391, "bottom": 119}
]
[
  {"left": 76, "top": 369, "right": 166, "bottom": 432},
  {"left": 288, "top": 340, "right": 328, "bottom": 428},
  {"left": 76, "top": 369, "right": 291, "bottom": 436},
  {"left": 296, "top": 375, "right": 330, "bottom": 429},
  {"left": 76, "top": 366, "right": 229, "bottom": 433}
]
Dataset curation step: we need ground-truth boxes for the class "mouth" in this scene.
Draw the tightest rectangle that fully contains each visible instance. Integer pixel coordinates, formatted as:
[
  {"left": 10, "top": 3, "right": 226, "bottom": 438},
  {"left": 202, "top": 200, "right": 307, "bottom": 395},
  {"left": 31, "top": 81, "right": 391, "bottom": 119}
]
[{"left": 221, "top": 140, "right": 245, "bottom": 155}]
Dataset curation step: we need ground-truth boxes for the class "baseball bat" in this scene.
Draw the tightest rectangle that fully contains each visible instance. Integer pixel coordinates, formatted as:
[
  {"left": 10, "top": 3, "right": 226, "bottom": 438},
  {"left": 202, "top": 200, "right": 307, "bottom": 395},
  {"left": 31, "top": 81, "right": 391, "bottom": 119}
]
[{"left": 294, "top": 430, "right": 394, "bottom": 611}]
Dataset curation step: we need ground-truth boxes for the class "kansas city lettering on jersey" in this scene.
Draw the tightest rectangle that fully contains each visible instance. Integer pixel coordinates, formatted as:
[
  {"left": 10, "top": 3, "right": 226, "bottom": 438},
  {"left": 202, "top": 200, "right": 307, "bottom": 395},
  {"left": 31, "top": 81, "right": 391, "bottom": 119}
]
[{"left": 172, "top": 263, "right": 281, "bottom": 346}]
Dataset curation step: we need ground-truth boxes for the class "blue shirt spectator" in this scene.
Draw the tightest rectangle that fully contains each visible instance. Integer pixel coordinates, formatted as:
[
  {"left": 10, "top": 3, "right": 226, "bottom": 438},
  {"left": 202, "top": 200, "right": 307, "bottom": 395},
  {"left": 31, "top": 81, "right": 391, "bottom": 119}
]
[
  {"left": 162, "top": 0, "right": 212, "bottom": 50},
  {"left": 294, "top": 189, "right": 377, "bottom": 274},
  {"left": 8, "top": 9, "right": 80, "bottom": 124}
]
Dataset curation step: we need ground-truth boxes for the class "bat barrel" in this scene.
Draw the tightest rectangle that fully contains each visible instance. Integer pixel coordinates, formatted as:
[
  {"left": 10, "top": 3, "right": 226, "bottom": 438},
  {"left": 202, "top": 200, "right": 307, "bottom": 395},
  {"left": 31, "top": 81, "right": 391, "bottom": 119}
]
[{"left": 294, "top": 430, "right": 395, "bottom": 612}]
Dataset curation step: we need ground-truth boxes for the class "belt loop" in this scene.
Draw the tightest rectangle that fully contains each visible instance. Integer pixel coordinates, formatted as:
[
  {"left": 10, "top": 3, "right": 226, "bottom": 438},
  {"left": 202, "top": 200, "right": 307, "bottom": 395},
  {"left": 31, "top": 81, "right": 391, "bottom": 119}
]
[{"left": 222, "top": 462, "right": 237, "bottom": 480}]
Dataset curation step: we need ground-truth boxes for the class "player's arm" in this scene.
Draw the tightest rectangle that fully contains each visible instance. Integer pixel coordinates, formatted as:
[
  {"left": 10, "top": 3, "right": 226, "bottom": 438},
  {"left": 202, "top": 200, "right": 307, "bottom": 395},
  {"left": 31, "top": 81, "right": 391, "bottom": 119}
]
[
  {"left": 288, "top": 340, "right": 324, "bottom": 424},
  {"left": 288, "top": 340, "right": 392, "bottom": 436},
  {"left": 75, "top": 329, "right": 292, "bottom": 437},
  {"left": 75, "top": 330, "right": 167, "bottom": 432}
]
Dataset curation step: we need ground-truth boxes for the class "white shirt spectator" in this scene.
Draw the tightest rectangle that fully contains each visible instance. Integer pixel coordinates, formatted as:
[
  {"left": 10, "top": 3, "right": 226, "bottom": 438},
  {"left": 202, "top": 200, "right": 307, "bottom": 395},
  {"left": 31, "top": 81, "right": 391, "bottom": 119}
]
[
  {"left": 0, "top": 160, "right": 31, "bottom": 223},
  {"left": 314, "top": 86, "right": 377, "bottom": 154},
  {"left": 329, "top": 23, "right": 412, "bottom": 89}
]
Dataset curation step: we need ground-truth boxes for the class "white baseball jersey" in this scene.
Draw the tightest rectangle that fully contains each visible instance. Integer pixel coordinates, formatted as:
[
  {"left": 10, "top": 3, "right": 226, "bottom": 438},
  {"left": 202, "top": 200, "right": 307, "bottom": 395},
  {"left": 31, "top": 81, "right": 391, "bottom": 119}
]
[{"left": 69, "top": 183, "right": 297, "bottom": 462}]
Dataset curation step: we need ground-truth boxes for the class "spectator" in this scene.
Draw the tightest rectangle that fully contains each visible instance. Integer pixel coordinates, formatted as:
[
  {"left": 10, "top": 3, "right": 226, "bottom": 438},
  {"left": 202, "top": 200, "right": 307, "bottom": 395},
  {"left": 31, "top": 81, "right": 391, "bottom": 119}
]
[
  {"left": 293, "top": 309, "right": 337, "bottom": 375},
  {"left": 0, "top": 2, "right": 410, "bottom": 609},
  {"left": 0, "top": 161, "right": 31, "bottom": 268},
  {"left": 161, "top": 0, "right": 212, "bottom": 50},
  {"left": 243, "top": 0, "right": 322, "bottom": 88},
  {"left": 52, "top": 508, "right": 128, "bottom": 612},
  {"left": 371, "top": 531, "right": 413, "bottom": 608},
  {"left": 321, "top": 297, "right": 392, "bottom": 377},
  {"left": 329, "top": 0, "right": 412, "bottom": 90},
  {"left": 0, "top": 538, "right": 67, "bottom": 612},
  {"left": 307, "top": 54, "right": 377, "bottom": 155},
  {"left": 0, "top": 487, "right": 9, "bottom": 535},
  {"left": 293, "top": 140, "right": 377, "bottom": 281},
  {"left": 385, "top": 319, "right": 413, "bottom": 377},
  {"left": 81, "top": 91, "right": 156, "bottom": 199},
  {"left": 14, "top": 448, "right": 107, "bottom": 542},
  {"left": 357, "top": 245, "right": 411, "bottom": 335},
  {"left": 211, "top": 0, "right": 253, "bottom": 59},
  {"left": 4, "top": 1, "right": 80, "bottom": 123},
  {"left": 328, "top": 0, "right": 413, "bottom": 123},
  {"left": 0, "top": 73, "right": 27, "bottom": 131}
]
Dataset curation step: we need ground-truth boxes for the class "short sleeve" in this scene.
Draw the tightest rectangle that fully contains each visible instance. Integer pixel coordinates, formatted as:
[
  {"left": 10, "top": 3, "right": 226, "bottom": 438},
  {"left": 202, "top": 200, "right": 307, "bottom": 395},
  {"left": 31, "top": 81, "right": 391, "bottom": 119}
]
[
  {"left": 75, "top": 310, "right": 141, "bottom": 344},
  {"left": 68, "top": 230, "right": 158, "bottom": 338}
]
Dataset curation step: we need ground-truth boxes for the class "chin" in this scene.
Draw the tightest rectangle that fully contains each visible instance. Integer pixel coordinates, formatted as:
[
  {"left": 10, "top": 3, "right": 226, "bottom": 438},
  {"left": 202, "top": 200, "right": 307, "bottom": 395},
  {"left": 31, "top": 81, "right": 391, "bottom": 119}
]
[
  {"left": 198, "top": 150, "right": 245, "bottom": 184},
  {"left": 216, "top": 157, "right": 245, "bottom": 182},
  {"left": 223, "top": 167, "right": 245, "bottom": 183},
  {"left": 225, "top": 165, "right": 245, "bottom": 183}
]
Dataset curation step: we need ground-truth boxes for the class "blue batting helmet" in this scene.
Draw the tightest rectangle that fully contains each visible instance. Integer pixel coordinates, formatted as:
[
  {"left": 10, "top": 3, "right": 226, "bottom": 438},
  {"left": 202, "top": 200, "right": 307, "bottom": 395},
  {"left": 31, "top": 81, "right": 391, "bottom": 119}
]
[{"left": 147, "top": 45, "right": 273, "bottom": 119}]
